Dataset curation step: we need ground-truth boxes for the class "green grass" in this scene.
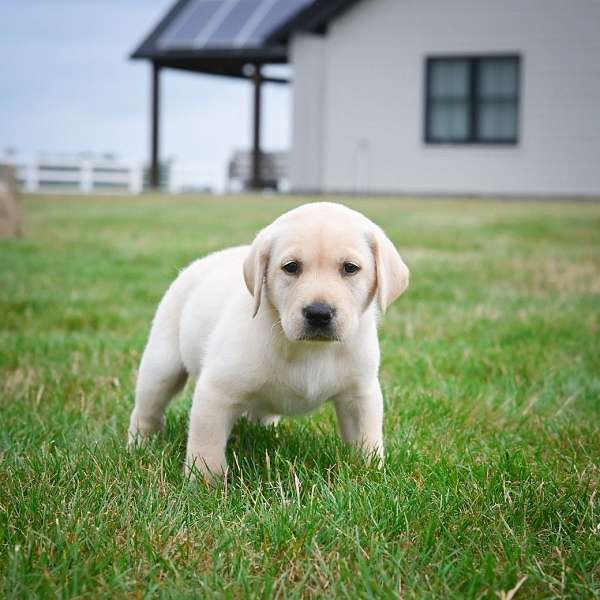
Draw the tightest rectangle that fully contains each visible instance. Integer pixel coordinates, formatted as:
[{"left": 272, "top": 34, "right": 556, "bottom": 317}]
[{"left": 1, "top": 194, "right": 599, "bottom": 599}]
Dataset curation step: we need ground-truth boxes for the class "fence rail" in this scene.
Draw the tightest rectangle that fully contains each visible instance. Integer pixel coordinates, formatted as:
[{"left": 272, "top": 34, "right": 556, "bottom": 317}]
[{"left": 4, "top": 158, "right": 144, "bottom": 194}]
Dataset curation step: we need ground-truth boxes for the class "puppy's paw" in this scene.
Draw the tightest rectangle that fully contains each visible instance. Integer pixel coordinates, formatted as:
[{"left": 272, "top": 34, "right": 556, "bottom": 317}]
[
  {"left": 184, "top": 453, "right": 228, "bottom": 486},
  {"left": 361, "top": 444, "right": 385, "bottom": 469},
  {"left": 127, "top": 412, "right": 165, "bottom": 448}
]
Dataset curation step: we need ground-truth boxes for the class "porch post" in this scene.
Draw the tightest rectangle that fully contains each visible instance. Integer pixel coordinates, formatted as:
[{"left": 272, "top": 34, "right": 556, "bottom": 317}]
[
  {"left": 251, "top": 65, "right": 262, "bottom": 190},
  {"left": 150, "top": 62, "right": 161, "bottom": 189}
]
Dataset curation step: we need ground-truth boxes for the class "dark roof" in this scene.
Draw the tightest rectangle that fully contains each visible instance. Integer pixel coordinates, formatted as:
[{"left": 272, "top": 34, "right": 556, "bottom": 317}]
[
  {"left": 131, "top": 0, "right": 315, "bottom": 78},
  {"left": 266, "top": 0, "right": 361, "bottom": 44}
]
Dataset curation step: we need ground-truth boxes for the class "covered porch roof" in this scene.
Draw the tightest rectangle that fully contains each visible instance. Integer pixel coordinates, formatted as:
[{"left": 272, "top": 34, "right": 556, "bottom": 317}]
[{"left": 131, "top": 0, "right": 315, "bottom": 188}]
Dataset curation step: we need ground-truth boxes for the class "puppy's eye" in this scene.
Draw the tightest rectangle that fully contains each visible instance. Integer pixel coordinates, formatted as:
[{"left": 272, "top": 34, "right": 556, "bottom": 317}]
[
  {"left": 282, "top": 261, "right": 300, "bottom": 275},
  {"left": 343, "top": 262, "right": 360, "bottom": 275}
]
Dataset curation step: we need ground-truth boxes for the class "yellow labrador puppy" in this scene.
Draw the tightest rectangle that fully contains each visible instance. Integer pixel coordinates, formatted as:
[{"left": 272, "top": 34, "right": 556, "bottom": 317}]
[{"left": 128, "top": 202, "right": 409, "bottom": 480}]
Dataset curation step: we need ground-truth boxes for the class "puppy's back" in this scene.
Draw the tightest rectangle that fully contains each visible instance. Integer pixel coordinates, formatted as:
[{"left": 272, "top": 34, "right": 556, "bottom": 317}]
[{"left": 170, "top": 246, "right": 251, "bottom": 375}]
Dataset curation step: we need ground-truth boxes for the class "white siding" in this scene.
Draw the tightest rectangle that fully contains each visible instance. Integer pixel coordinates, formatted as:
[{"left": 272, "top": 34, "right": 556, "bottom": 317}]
[
  {"left": 290, "top": 34, "right": 327, "bottom": 192},
  {"left": 291, "top": 0, "right": 600, "bottom": 196}
]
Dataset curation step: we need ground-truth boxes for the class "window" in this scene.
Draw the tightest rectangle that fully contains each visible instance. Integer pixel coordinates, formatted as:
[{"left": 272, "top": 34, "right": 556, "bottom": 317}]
[{"left": 425, "top": 55, "right": 520, "bottom": 144}]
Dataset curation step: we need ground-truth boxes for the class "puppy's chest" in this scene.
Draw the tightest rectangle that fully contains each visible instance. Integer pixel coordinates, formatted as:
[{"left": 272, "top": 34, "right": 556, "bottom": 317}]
[{"left": 249, "top": 355, "right": 348, "bottom": 416}]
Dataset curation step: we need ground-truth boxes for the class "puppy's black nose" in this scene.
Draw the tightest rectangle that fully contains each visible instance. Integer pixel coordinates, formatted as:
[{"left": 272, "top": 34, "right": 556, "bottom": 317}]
[{"left": 303, "top": 303, "right": 335, "bottom": 327}]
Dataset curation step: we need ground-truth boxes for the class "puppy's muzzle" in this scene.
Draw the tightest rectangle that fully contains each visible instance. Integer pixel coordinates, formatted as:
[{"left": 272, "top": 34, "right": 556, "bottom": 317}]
[{"left": 301, "top": 303, "right": 337, "bottom": 340}]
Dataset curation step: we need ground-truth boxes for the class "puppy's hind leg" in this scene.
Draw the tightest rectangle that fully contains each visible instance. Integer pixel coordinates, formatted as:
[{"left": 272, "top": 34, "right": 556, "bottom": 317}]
[{"left": 128, "top": 332, "right": 187, "bottom": 446}]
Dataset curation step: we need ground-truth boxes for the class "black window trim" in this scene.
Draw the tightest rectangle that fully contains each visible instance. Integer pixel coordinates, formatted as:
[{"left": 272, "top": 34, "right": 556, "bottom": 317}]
[{"left": 424, "top": 53, "right": 521, "bottom": 146}]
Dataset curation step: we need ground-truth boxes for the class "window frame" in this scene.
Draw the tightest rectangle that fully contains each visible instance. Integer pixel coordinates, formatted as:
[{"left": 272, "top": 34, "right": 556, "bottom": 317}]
[{"left": 424, "top": 54, "right": 521, "bottom": 146}]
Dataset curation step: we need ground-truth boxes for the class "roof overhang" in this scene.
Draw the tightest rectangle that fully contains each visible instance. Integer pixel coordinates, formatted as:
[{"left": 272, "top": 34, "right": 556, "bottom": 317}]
[{"left": 133, "top": 47, "right": 289, "bottom": 81}]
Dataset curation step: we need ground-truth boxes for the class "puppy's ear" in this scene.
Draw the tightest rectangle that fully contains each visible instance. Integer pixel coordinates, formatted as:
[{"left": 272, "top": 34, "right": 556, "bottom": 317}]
[
  {"left": 368, "top": 227, "right": 410, "bottom": 313},
  {"left": 243, "top": 229, "right": 273, "bottom": 317}
]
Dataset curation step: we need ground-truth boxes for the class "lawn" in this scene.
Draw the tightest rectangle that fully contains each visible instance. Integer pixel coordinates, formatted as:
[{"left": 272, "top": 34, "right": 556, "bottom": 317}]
[{"left": 1, "top": 194, "right": 599, "bottom": 599}]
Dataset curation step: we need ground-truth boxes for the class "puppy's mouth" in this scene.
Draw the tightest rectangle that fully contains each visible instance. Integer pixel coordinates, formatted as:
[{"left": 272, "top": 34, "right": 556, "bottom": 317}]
[{"left": 298, "top": 327, "right": 341, "bottom": 343}]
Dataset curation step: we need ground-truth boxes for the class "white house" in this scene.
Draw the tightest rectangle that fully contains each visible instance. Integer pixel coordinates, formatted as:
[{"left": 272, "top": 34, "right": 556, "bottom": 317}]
[{"left": 272, "top": 0, "right": 600, "bottom": 197}]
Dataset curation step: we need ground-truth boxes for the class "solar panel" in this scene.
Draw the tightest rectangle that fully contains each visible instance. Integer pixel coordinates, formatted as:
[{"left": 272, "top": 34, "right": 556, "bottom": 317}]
[
  {"left": 158, "top": 0, "right": 314, "bottom": 51},
  {"left": 241, "top": 0, "right": 311, "bottom": 47},
  {"left": 208, "top": 0, "right": 260, "bottom": 47},
  {"left": 159, "top": 0, "right": 221, "bottom": 49}
]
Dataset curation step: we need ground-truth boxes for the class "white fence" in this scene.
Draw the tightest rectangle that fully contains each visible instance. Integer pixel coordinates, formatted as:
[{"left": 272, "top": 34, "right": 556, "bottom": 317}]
[{"left": 6, "top": 157, "right": 144, "bottom": 194}]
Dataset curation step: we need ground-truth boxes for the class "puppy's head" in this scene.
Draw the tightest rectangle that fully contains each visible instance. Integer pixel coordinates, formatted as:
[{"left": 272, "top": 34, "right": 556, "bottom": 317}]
[{"left": 244, "top": 202, "right": 409, "bottom": 343}]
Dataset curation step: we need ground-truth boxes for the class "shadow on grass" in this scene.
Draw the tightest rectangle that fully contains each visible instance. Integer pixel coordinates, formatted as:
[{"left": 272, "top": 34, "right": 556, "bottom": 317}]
[{"left": 158, "top": 407, "right": 384, "bottom": 488}]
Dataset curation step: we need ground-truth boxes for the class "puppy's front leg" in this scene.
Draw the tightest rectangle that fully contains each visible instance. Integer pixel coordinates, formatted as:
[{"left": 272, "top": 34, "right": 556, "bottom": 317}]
[
  {"left": 185, "top": 377, "right": 241, "bottom": 483},
  {"left": 334, "top": 380, "right": 385, "bottom": 466}
]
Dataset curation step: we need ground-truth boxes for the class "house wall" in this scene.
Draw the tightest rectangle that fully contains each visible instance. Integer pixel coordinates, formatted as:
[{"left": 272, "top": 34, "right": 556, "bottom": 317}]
[
  {"left": 290, "top": 0, "right": 600, "bottom": 196},
  {"left": 290, "top": 33, "right": 327, "bottom": 192}
]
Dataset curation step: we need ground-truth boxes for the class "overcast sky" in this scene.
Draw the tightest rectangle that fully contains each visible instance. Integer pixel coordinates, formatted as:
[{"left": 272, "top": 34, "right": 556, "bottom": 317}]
[{"left": 0, "top": 0, "right": 291, "bottom": 191}]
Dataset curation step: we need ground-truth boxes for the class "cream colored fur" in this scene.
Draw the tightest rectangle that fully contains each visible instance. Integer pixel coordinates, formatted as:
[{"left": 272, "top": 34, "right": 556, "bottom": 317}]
[{"left": 128, "top": 202, "right": 409, "bottom": 481}]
